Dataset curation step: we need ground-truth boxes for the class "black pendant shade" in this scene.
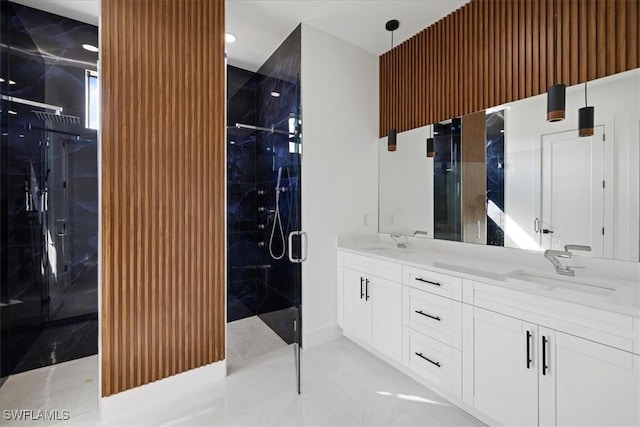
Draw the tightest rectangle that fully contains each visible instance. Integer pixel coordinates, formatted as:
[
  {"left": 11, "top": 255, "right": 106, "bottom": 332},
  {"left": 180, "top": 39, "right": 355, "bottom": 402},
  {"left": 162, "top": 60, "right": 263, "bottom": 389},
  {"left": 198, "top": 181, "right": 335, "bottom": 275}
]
[
  {"left": 578, "top": 106, "right": 595, "bottom": 137},
  {"left": 426, "top": 137, "right": 435, "bottom": 158},
  {"left": 547, "top": 83, "right": 566, "bottom": 122},
  {"left": 388, "top": 129, "right": 397, "bottom": 152}
]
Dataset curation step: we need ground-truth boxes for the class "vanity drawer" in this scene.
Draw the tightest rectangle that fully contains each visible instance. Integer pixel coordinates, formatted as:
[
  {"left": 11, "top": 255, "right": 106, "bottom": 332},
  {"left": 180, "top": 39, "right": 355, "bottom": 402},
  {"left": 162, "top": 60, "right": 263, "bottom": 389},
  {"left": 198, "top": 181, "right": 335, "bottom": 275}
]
[
  {"left": 404, "top": 286, "right": 462, "bottom": 350},
  {"left": 404, "top": 327, "right": 462, "bottom": 399},
  {"left": 342, "top": 252, "right": 401, "bottom": 282},
  {"left": 403, "top": 266, "right": 462, "bottom": 301}
]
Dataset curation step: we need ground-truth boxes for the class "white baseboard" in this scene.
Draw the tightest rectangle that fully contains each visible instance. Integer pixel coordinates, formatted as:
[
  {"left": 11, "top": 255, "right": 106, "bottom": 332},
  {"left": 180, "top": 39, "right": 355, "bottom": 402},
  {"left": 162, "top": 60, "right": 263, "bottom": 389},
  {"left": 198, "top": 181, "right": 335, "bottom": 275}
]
[
  {"left": 303, "top": 323, "right": 342, "bottom": 349},
  {"left": 100, "top": 359, "right": 226, "bottom": 418}
]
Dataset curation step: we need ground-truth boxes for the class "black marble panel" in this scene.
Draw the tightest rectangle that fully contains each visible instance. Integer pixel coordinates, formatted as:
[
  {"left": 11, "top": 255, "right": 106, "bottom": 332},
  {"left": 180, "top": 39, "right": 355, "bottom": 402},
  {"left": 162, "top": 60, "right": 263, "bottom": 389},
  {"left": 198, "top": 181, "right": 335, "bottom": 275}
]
[{"left": 227, "top": 279, "right": 257, "bottom": 322}]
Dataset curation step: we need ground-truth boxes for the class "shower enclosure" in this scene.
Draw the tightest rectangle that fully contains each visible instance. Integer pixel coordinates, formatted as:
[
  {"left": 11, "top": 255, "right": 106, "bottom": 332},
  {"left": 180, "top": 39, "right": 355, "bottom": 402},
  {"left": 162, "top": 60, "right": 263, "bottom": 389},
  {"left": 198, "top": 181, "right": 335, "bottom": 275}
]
[
  {"left": 227, "top": 27, "right": 302, "bottom": 391},
  {"left": 0, "top": 2, "right": 99, "bottom": 382}
]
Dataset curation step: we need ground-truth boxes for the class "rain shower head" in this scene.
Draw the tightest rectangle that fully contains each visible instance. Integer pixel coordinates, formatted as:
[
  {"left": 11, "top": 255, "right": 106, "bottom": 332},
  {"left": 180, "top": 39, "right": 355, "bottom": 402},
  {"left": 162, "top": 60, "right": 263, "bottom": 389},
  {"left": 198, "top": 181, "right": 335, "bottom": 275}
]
[
  {"left": 33, "top": 110, "right": 80, "bottom": 124},
  {"left": 226, "top": 125, "right": 255, "bottom": 136}
]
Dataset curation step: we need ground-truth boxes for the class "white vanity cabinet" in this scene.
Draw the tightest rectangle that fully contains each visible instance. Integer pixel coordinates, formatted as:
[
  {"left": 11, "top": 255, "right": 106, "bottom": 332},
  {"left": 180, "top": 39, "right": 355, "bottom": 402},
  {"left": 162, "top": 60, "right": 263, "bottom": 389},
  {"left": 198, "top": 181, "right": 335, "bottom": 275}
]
[
  {"left": 338, "top": 252, "right": 402, "bottom": 363},
  {"left": 336, "top": 247, "right": 640, "bottom": 426},
  {"left": 402, "top": 265, "right": 464, "bottom": 399},
  {"left": 473, "top": 306, "right": 640, "bottom": 427}
]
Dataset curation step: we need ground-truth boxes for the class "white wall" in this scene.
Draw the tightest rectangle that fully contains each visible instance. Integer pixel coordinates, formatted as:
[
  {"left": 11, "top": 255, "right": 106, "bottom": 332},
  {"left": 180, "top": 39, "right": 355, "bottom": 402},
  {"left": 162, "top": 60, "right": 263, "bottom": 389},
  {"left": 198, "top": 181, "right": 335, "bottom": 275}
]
[
  {"left": 378, "top": 126, "right": 435, "bottom": 237},
  {"left": 300, "top": 24, "right": 379, "bottom": 348},
  {"left": 505, "top": 69, "right": 640, "bottom": 261}
]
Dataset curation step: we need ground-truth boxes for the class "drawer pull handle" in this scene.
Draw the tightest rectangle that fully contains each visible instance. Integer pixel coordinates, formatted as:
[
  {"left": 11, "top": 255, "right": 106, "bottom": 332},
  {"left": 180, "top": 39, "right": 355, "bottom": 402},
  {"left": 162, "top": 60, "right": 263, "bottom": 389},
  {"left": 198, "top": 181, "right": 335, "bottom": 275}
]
[
  {"left": 415, "top": 352, "right": 440, "bottom": 367},
  {"left": 415, "top": 310, "right": 441, "bottom": 321},
  {"left": 415, "top": 277, "right": 441, "bottom": 287}
]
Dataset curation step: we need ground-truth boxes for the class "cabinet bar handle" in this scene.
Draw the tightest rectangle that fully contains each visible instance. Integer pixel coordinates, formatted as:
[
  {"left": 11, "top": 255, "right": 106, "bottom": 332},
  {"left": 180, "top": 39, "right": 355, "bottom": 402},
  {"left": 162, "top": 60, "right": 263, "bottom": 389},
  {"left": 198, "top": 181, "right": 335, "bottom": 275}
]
[
  {"left": 415, "top": 277, "right": 441, "bottom": 286},
  {"left": 360, "top": 277, "right": 364, "bottom": 299},
  {"left": 415, "top": 352, "right": 441, "bottom": 367},
  {"left": 526, "top": 331, "right": 532, "bottom": 369},
  {"left": 365, "top": 278, "right": 370, "bottom": 301},
  {"left": 415, "top": 310, "right": 441, "bottom": 321},
  {"left": 542, "top": 336, "right": 548, "bottom": 376}
]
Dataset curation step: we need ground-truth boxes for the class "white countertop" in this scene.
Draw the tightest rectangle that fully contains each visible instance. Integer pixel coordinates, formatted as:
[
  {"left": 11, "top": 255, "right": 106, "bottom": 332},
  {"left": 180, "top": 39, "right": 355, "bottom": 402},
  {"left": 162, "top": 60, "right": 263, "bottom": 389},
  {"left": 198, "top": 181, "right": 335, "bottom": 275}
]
[{"left": 337, "top": 237, "right": 640, "bottom": 318}]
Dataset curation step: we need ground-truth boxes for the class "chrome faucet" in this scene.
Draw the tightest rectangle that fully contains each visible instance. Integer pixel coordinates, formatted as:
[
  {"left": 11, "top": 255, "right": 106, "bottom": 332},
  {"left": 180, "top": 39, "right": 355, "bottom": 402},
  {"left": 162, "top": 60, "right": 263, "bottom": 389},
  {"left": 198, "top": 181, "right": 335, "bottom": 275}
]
[
  {"left": 544, "top": 250, "right": 575, "bottom": 276},
  {"left": 564, "top": 244, "right": 592, "bottom": 254},
  {"left": 390, "top": 234, "right": 408, "bottom": 248}
]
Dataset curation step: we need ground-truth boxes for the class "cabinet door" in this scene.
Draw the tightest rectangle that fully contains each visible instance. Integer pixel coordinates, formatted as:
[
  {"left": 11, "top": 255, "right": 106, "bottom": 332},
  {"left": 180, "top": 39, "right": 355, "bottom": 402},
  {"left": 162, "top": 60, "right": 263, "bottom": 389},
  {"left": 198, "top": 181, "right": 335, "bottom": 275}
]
[
  {"left": 473, "top": 307, "right": 538, "bottom": 427},
  {"left": 341, "top": 267, "right": 367, "bottom": 342},
  {"left": 539, "top": 329, "right": 640, "bottom": 427},
  {"left": 369, "top": 275, "right": 402, "bottom": 363}
]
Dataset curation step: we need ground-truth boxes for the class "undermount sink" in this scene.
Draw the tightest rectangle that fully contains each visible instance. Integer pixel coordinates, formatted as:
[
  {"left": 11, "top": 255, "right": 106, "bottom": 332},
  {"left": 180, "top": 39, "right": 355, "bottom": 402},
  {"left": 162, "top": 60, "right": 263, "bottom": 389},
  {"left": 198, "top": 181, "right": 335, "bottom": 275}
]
[
  {"left": 506, "top": 270, "right": 615, "bottom": 296},
  {"left": 361, "top": 246, "right": 413, "bottom": 258}
]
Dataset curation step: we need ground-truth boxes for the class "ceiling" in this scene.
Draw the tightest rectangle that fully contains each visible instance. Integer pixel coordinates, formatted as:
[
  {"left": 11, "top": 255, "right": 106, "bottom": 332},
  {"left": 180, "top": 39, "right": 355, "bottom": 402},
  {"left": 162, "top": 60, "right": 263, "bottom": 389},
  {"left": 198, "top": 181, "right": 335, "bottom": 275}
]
[{"left": 9, "top": 0, "right": 468, "bottom": 72}]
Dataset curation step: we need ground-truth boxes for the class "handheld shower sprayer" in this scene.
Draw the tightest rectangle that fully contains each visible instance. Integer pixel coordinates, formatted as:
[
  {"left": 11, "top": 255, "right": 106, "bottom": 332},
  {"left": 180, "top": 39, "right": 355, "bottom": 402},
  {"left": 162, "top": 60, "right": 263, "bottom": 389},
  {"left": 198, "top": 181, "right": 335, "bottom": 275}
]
[{"left": 269, "top": 166, "right": 287, "bottom": 260}]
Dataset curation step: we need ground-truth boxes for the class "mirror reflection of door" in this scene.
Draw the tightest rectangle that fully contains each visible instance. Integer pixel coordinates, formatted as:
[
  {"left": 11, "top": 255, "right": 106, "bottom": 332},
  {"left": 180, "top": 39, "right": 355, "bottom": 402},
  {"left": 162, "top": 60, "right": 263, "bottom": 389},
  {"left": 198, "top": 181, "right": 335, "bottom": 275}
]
[{"left": 540, "top": 126, "right": 612, "bottom": 258}]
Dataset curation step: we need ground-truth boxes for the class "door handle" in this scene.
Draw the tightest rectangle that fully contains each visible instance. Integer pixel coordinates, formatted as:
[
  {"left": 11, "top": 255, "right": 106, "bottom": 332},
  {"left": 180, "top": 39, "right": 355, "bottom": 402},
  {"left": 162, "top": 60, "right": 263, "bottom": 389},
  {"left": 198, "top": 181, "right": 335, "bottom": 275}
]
[
  {"left": 365, "top": 278, "right": 370, "bottom": 301},
  {"left": 542, "top": 335, "right": 548, "bottom": 375},
  {"left": 360, "top": 277, "right": 364, "bottom": 299},
  {"left": 526, "top": 330, "right": 532, "bottom": 369},
  {"left": 287, "top": 231, "right": 308, "bottom": 263}
]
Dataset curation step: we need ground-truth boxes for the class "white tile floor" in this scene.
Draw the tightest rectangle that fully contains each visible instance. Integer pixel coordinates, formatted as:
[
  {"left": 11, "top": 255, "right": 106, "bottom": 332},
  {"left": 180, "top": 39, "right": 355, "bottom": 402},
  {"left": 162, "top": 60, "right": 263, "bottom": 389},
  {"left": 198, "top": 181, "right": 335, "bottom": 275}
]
[
  {"left": 0, "top": 355, "right": 99, "bottom": 425},
  {"left": 1, "top": 337, "right": 485, "bottom": 426}
]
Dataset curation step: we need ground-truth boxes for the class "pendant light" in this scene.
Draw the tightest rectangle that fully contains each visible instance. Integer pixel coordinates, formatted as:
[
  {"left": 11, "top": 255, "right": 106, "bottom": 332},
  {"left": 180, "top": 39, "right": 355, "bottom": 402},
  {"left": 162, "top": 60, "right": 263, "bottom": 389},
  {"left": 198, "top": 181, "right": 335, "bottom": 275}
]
[
  {"left": 426, "top": 125, "right": 435, "bottom": 158},
  {"left": 547, "top": 0, "right": 566, "bottom": 122},
  {"left": 386, "top": 19, "right": 399, "bottom": 151}
]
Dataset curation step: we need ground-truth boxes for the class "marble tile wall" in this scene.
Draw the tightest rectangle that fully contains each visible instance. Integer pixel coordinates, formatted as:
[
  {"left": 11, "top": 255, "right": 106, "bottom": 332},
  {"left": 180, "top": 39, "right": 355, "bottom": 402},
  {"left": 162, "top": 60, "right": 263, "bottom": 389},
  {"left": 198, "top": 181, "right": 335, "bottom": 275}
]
[{"left": 1, "top": 2, "right": 98, "bottom": 378}]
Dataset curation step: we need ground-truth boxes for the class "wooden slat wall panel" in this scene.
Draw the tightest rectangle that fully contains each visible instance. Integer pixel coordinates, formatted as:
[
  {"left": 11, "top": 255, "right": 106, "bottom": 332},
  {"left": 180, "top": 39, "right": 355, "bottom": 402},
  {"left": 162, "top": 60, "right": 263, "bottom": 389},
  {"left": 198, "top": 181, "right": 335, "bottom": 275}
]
[
  {"left": 101, "top": 0, "right": 225, "bottom": 397},
  {"left": 379, "top": 0, "right": 640, "bottom": 136}
]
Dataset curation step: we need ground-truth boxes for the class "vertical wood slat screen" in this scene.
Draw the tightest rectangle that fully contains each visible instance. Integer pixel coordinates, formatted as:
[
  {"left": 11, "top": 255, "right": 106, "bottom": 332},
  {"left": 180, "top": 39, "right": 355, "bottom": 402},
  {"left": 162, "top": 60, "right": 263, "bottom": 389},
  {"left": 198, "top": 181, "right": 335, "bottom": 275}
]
[
  {"left": 379, "top": 0, "right": 640, "bottom": 137},
  {"left": 101, "top": 0, "right": 225, "bottom": 397}
]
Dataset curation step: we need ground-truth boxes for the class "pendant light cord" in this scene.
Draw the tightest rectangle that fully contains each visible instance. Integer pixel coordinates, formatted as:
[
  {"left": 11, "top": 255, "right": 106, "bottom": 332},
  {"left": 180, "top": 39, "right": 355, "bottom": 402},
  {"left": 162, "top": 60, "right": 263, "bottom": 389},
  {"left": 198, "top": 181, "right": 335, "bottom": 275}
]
[
  {"left": 553, "top": 0, "right": 557, "bottom": 85},
  {"left": 584, "top": 81, "right": 588, "bottom": 106}
]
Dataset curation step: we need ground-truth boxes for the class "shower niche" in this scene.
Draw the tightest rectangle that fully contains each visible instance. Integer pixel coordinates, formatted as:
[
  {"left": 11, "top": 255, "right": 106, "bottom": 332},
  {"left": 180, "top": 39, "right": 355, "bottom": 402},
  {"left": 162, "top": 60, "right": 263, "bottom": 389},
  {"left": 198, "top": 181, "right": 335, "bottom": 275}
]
[{"left": 226, "top": 26, "right": 302, "bottom": 346}]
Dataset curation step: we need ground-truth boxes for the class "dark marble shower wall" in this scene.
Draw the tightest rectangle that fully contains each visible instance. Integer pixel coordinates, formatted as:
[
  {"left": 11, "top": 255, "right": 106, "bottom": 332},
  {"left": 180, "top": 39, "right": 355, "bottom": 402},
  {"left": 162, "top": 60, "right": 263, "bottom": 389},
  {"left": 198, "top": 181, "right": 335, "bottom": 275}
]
[
  {"left": 227, "top": 27, "right": 301, "bottom": 344},
  {"left": 0, "top": 2, "right": 98, "bottom": 379}
]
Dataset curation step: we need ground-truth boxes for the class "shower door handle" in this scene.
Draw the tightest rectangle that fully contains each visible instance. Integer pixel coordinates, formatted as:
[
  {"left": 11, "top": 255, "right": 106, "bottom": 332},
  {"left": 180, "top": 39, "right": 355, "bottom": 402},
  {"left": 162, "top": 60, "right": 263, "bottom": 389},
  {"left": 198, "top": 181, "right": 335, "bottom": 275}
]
[
  {"left": 299, "top": 231, "right": 308, "bottom": 262},
  {"left": 288, "top": 231, "right": 308, "bottom": 263}
]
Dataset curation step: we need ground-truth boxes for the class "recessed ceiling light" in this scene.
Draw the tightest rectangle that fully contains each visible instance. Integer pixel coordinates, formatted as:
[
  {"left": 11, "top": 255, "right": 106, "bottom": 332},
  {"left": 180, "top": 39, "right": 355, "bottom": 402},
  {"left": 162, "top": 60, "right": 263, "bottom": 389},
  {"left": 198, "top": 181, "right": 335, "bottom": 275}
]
[
  {"left": 19, "top": 134, "right": 24, "bottom": 138},
  {"left": 82, "top": 44, "right": 99, "bottom": 52},
  {"left": 225, "top": 33, "right": 237, "bottom": 43},
  {"left": 8, "top": 80, "right": 16, "bottom": 85},
  {"left": 8, "top": 110, "right": 17, "bottom": 115},
  {"left": 0, "top": 78, "right": 4, "bottom": 83},
  {"left": 270, "top": 91, "right": 280, "bottom": 98}
]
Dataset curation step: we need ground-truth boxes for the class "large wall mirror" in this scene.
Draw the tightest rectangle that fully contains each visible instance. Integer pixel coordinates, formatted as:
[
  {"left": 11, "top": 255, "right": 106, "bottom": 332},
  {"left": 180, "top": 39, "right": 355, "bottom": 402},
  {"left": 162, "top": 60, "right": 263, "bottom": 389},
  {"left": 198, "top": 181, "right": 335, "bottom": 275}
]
[{"left": 379, "top": 68, "right": 640, "bottom": 262}]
